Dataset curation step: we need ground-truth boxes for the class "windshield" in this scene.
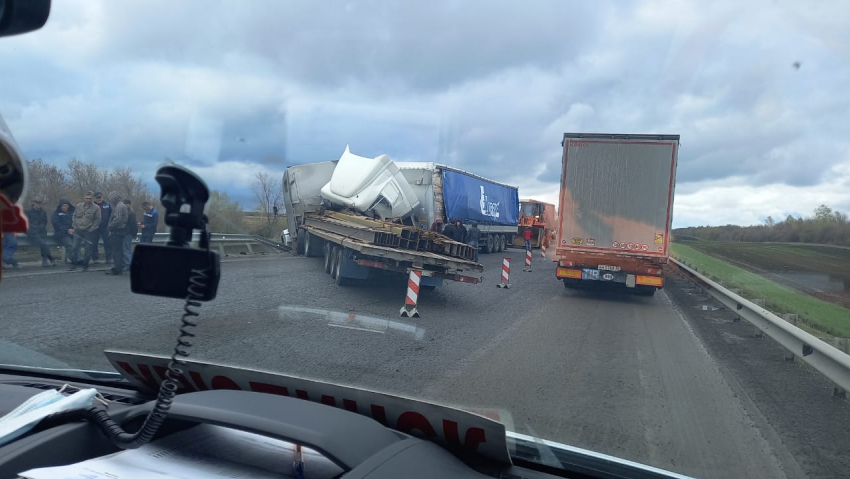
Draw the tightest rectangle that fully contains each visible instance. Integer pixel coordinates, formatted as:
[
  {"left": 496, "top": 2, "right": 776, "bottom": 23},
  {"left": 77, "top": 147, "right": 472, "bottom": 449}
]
[
  {"left": 2, "top": 2, "right": 849, "bottom": 478},
  {"left": 520, "top": 202, "right": 540, "bottom": 218}
]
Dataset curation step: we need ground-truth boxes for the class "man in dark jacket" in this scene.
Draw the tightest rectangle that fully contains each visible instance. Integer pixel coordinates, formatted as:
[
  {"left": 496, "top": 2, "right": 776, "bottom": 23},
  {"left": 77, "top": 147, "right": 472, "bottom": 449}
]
[
  {"left": 51, "top": 199, "right": 74, "bottom": 262},
  {"left": 122, "top": 198, "right": 137, "bottom": 269},
  {"left": 92, "top": 191, "right": 111, "bottom": 263},
  {"left": 451, "top": 220, "right": 467, "bottom": 244},
  {"left": 105, "top": 192, "right": 128, "bottom": 275},
  {"left": 467, "top": 222, "right": 481, "bottom": 261},
  {"left": 25, "top": 196, "right": 55, "bottom": 267},
  {"left": 442, "top": 219, "right": 456, "bottom": 239}
]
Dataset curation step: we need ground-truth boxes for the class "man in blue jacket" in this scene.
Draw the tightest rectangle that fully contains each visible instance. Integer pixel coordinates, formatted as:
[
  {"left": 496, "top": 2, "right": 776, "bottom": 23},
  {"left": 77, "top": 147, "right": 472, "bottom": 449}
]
[
  {"left": 91, "top": 192, "right": 112, "bottom": 263},
  {"left": 139, "top": 201, "right": 158, "bottom": 243}
]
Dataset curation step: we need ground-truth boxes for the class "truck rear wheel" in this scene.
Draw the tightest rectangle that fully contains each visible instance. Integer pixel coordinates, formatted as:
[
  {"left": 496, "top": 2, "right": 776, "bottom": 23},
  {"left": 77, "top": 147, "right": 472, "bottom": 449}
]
[
  {"left": 304, "top": 231, "right": 313, "bottom": 257},
  {"left": 334, "top": 248, "right": 350, "bottom": 286},
  {"left": 305, "top": 231, "right": 323, "bottom": 258},
  {"left": 485, "top": 235, "right": 494, "bottom": 254},
  {"left": 330, "top": 246, "right": 340, "bottom": 279},
  {"left": 498, "top": 234, "right": 506, "bottom": 252},
  {"left": 323, "top": 243, "right": 333, "bottom": 273},
  {"left": 296, "top": 229, "right": 306, "bottom": 255}
]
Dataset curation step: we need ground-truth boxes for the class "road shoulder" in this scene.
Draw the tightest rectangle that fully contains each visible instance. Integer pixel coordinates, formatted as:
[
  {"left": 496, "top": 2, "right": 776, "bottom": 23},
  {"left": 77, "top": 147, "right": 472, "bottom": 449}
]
[{"left": 664, "top": 273, "right": 850, "bottom": 479}]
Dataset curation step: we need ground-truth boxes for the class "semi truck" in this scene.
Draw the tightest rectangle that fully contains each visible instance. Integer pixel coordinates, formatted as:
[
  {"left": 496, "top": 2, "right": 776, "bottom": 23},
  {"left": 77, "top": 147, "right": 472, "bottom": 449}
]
[
  {"left": 554, "top": 133, "right": 679, "bottom": 296},
  {"left": 512, "top": 199, "right": 556, "bottom": 249},
  {"left": 396, "top": 162, "right": 520, "bottom": 254},
  {"left": 282, "top": 148, "right": 484, "bottom": 292}
]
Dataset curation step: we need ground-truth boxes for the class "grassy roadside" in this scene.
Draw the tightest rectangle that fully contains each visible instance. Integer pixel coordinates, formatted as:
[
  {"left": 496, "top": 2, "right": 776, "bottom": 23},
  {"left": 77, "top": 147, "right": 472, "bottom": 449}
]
[{"left": 671, "top": 243, "right": 850, "bottom": 339}]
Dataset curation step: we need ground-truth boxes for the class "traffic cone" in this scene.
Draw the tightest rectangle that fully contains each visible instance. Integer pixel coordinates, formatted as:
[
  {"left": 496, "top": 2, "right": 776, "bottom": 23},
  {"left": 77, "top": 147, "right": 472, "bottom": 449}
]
[
  {"left": 400, "top": 270, "right": 422, "bottom": 318},
  {"left": 497, "top": 258, "right": 511, "bottom": 288}
]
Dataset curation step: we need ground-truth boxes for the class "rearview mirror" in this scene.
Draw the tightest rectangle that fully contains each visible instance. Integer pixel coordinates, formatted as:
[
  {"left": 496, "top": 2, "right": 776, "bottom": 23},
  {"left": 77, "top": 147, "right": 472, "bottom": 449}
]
[{"left": 0, "top": 0, "right": 51, "bottom": 38}]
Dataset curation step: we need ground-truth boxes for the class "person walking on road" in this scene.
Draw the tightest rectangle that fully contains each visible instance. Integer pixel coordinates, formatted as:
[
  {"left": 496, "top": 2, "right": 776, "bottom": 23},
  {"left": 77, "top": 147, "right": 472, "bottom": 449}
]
[
  {"left": 467, "top": 222, "right": 481, "bottom": 262},
  {"left": 105, "top": 192, "right": 128, "bottom": 275},
  {"left": 451, "top": 219, "right": 467, "bottom": 244},
  {"left": 25, "top": 196, "right": 55, "bottom": 267},
  {"left": 522, "top": 228, "right": 533, "bottom": 251},
  {"left": 122, "top": 198, "right": 137, "bottom": 269},
  {"left": 91, "top": 192, "right": 112, "bottom": 264},
  {"left": 2, "top": 232, "right": 19, "bottom": 269},
  {"left": 68, "top": 191, "right": 101, "bottom": 271},
  {"left": 139, "top": 201, "right": 158, "bottom": 243},
  {"left": 51, "top": 199, "right": 74, "bottom": 262}
]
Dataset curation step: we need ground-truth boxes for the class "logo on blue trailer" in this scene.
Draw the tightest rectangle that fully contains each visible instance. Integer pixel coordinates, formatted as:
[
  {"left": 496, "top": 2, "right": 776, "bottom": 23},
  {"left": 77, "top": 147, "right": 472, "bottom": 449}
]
[{"left": 479, "top": 186, "right": 501, "bottom": 219}]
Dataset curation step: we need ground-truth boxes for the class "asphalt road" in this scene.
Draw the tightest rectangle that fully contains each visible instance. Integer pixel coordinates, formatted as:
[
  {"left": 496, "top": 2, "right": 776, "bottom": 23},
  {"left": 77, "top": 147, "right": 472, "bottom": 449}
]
[{"left": 2, "top": 249, "right": 848, "bottom": 478}]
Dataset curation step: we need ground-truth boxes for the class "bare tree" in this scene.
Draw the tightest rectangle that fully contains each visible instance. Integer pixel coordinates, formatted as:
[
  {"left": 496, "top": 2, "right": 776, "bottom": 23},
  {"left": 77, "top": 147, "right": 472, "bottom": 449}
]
[
  {"left": 251, "top": 171, "right": 283, "bottom": 231},
  {"left": 25, "top": 159, "right": 69, "bottom": 206},
  {"left": 205, "top": 190, "right": 245, "bottom": 233},
  {"left": 67, "top": 158, "right": 107, "bottom": 198},
  {"left": 105, "top": 167, "right": 155, "bottom": 204}
]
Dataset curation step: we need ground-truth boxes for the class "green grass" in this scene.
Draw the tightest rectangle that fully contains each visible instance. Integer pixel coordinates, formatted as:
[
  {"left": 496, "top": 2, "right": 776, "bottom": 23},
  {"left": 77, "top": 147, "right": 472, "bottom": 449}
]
[{"left": 671, "top": 243, "right": 850, "bottom": 338}]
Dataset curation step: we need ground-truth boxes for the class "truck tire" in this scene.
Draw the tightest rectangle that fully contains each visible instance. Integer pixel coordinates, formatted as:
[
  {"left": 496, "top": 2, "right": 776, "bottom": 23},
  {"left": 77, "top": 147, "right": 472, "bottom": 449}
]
[
  {"left": 296, "top": 229, "right": 306, "bottom": 255},
  {"left": 498, "top": 234, "right": 506, "bottom": 252},
  {"left": 330, "top": 246, "right": 340, "bottom": 279},
  {"left": 485, "top": 235, "right": 494, "bottom": 254},
  {"left": 323, "top": 242, "right": 333, "bottom": 273},
  {"left": 334, "top": 248, "right": 350, "bottom": 286},
  {"left": 304, "top": 231, "right": 314, "bottom": 257}
]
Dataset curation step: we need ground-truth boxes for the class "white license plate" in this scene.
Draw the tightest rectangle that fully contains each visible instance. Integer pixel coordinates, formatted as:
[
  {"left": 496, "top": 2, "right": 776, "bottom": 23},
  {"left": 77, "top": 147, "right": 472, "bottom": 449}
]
[{"left": 598, "top": 265, "right": 621, "bottom": 271}]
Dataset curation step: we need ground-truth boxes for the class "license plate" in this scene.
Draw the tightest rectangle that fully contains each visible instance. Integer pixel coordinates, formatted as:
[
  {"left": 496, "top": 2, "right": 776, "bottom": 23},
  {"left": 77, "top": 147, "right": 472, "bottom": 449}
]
[
  {"left": 598, "top": 265, "right": 621, "bottom": 271},
  {"left": 582, "top": 269, "right": 600, "bottom": 280}
]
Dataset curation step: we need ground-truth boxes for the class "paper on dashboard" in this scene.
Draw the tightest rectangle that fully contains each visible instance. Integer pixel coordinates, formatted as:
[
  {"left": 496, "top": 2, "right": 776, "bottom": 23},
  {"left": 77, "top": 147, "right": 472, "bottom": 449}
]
[{"left": 19, "top": 424, "right": 343, "bottom": 479}]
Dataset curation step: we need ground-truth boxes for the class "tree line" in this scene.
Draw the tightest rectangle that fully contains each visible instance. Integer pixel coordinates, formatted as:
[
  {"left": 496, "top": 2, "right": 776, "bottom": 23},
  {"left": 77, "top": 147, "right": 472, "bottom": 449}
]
[
  {"left": 674, "top": 205, "right": 850, "bottom": 246},
  {"left": 23, "top": 158, "right": 250, "bottom": 235}
]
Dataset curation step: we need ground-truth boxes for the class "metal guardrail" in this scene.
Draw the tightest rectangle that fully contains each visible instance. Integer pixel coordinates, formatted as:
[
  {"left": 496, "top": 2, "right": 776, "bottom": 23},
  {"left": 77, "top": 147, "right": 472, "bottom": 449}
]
[{"left": 670, "top": 258, "right": 850, "bottom": 395}]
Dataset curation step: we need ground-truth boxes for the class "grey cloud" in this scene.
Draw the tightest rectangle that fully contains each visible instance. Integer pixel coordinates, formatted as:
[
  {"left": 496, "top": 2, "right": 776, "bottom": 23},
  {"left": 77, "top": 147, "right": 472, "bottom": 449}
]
[{"left": 0, "top": 0, "right": 848, "bottom": 224}]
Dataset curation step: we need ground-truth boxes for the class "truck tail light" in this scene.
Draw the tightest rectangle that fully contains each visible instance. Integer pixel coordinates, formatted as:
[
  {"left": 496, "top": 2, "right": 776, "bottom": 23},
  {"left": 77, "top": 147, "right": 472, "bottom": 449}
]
[
  {"left": 560, "top": 261, "right": 575, "bottom": 267},
  {"left": 557, "top": 268, "right": 581, "bottom": 279},
  {"left": 636, "top": 275, "right": 663, "bottom": 287},
  {"left": 645, "top": 267, "right": 661, "bottom": 275}
]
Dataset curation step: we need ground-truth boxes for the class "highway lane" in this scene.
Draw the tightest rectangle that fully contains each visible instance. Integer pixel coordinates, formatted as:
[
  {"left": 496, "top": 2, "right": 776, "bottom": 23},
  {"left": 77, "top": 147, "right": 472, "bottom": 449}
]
[{"left": 0, "top": 248, "right": 835, "bottom": 478}]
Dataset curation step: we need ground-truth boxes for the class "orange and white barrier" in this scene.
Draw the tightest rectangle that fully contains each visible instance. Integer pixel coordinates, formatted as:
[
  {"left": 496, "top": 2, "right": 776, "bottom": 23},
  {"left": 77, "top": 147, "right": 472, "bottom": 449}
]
[
  {"left": 522, "top": 249, "right": 533, "bottom": 272},
  {"left": 541, "top": 243, "right": 547, "bottom": 258},
  {"left": 497, "top": 258, "right": 511, "bottom": 288},
  {"left": 400, "top": 270, "right": 422, "bottom": 317}
]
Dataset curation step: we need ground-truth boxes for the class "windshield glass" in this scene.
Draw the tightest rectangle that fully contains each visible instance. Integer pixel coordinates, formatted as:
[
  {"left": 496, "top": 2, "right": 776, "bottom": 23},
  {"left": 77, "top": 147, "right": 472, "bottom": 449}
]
[
  {"left": 2, "top": 2, "right": 849, "bottom": 478},
  {"left": 520, "top": 202, "right": 540, "bottom": 218}
]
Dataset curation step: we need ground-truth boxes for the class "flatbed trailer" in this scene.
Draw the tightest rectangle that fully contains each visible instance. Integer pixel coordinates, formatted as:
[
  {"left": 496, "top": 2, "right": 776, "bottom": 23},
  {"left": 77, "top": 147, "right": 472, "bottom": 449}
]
[{"left": 283, "top": 161, "right": 484, "bottom": 294}]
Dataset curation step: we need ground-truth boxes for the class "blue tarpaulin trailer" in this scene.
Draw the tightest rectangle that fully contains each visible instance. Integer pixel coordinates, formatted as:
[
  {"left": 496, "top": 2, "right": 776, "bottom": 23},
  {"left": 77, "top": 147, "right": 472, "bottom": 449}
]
[{"left": 397, "top": 162, "right": 520, "bottom": 254}]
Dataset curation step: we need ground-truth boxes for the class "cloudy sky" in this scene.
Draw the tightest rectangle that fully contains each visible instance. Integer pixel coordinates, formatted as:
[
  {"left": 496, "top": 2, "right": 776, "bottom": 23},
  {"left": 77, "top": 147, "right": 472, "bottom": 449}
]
[{"left": 2, "top": 0, "right": 849, "bottom": 227}]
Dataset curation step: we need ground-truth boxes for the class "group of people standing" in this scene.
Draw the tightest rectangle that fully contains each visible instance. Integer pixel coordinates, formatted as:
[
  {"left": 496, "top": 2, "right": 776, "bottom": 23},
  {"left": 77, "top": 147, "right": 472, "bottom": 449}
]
[
  {"left": 430, "top": 217, "right": 482, "bottom": 261},
  {"left": 1, "top": 191, "right": 159, "bottom": 276}
]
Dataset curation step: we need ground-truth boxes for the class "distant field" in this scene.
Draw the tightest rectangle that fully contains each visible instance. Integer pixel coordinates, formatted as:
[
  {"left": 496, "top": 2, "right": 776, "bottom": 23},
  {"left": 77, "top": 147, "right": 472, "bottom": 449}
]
[
  {"left": 685, "top": 242, "right": 850, "bottom": 309},
  {"left": 671, "top": 243, "right": 850, "bottom": 338}
]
